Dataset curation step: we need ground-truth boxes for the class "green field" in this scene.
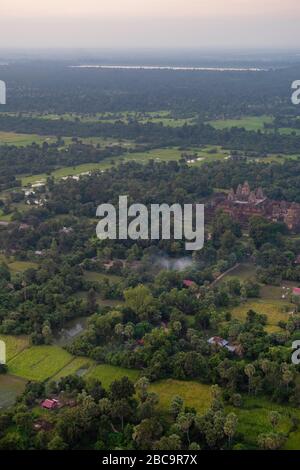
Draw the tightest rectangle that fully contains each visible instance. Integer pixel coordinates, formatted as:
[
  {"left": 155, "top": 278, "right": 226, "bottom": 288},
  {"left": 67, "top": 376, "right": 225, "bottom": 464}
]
[
  {"left": 52, "top": 357, "right": 94, "bottom": 381},
  {"left": 0, "top": 131, "right": 58, "bottom": 147},
  {"left": 0, "top": 375, "right": 27, "bottom": 409},
  {"left": 84, "top": 270, "right": 122, "bottom": 283},
  {"left": 0, "top": 335, "right": 29, "bottom": 361},
  {"left": 231, "top": 299, "right": 292, "bottom": 327},
  {"left": 86, "top": 364, "right": 140, "bottom": 389},
  {"left": 216, "top": 263, "right": 257, "bottom": 285},
  {"left": 227, "top": 396, "right": 300, "bottom": 450},
  {"left": 208, "top": 115, "right": 274, "bottom": 132},
  {"left": 8, "top": 346, "right": 73, "bottom": 381},
  {"left": 19, "top": 145, "right": 230, "bottom": 187},
  {"left": 149, "top": 379, "right": 212, "bottom": 415}
]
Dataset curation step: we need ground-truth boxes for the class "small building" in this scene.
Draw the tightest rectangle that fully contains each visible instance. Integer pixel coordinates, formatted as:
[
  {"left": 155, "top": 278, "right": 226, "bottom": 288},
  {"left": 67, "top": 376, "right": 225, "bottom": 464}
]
[
  {"left": 208, "top": 336, "right": 228, "bottom": 347},
  {"left": 295, "top": 255, "right": 300, "bottom": 265},
  {"left": 293, "top": 287, "right": 300, "bottom": 296},
  {"left": 208, "top": 336, "right": 241, "bottom": 355},
  {"left": 41, "top": 398, "right": 59, "bottom": 410},
  {"left": 183, "top": 279, "right": 196, "bottom": 288}
]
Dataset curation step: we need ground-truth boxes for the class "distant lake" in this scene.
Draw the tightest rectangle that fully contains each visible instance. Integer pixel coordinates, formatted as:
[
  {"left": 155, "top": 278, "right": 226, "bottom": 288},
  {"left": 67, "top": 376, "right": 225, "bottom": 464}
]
[{"left": 70, "top": 65, "right": 268, "bottom": 72}]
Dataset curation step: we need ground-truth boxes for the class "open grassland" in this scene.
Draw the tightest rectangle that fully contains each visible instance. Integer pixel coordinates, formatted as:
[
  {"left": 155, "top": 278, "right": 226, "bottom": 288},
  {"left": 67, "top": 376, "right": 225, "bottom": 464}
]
[
  {"left": 216, "top": 263, "right": 257, "bottom": 286},
  {"left": 84, "top": 270, "right": 122, "bottom": 283},
  {"left": 208, "top": 115, "right": 274, "bottom": 132},
  {"left": 231, "top": 299, "right": 292, "bottom": 327},
  {"left": 19, "top": 145, "right": 229, "bottom": 187},
  {"left": 0, "top": 131, "right": 58, "bottom": 146},
  {"left": 0, "top": 334, "right": 29, "bottom": 361},
  {"left": 208, "top": 115, "right": 300, "bottom": 139},
  {"left": 227, "top": 396, "right": 300, "bottom": 450},
  {"left": 1, "top": 111, "right": 195, "bottom": 128},
  {"left": 0, "top": 255, "right": 38, "bottom": 273},
  {"left": 0, "top": 375, "right": 27, "bottom": 409},
  {"left": 149, "top": 379, "right": 212, "bottom": 415},
  {"left": 86, "top": 364, "right": 140, "bottom": 389},
  {"left": 8, "top": 346, "right": 73, "bottom": 381},
  {"left": 8, "top": 260, "right": 38, "bottom": 273},
  {"left": 52, "top": 357, "right": 94, "bottom": 381}
]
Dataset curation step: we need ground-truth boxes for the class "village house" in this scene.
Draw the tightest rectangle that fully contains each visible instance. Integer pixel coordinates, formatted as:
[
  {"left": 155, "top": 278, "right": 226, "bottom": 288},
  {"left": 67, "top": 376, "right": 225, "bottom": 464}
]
[
  {"left": 41, "top": 398, "right": 60, "bottom": 410},
  {"left": 208, "top": 336, "right": 240, "bottom": 355}
]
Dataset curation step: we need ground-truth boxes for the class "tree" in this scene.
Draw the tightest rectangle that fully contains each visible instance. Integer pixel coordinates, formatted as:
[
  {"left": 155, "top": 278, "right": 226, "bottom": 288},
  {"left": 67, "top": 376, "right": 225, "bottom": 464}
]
[
  {"left": 133, "top": 417, "right": 163, "bottom": 449},
  {"left": 109, "top": 377, "right": 135, "bottom": 402},
  {"left": 244, "top": 364, "right": 255, "bottom": 394},
  {"left": 47, "top": 435, "right": 68, "bottom": 450},
  {"left": 170, "top": 396, "right": 184, "bottom": 418},
  {"left": 176, "top": 413, "right": 194, "bottom": 446},
  {"left": 269, "top": 411, "right": 280, "bottom": 432},
  {"left": 135, "top": 377, "right": 150, "bottom": 402},
  {"left": 224, "top": 413, "right": 238, "bottom": 446},
  {"left": 154, "top": 434, "right": 182, "bottom": 450}
]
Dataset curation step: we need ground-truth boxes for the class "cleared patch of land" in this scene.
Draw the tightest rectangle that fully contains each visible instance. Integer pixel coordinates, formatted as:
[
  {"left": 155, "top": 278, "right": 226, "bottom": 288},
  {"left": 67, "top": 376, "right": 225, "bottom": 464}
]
[
  {"left": 231, "top": 299, "right": 292, "bottom": 327},
  {"left": 52, "top": 357, "right": 94, "bottom": 381},
  {"left": 0, "top": 334, "right": 29, "bottom": 361},
  {"left": 227, "top": 396, "right": 300, "bottom": 450},
  {"left": 0, "top": 375, "right": 27, "bottom": 409},
  {"left": 84, "top": 270, "right": 122, "bottom": 283},
  {"left": 0, "top": 131, "right": 58, "bottom": 147},
  {"left": 208, "top": 115, "right": 274, "bottom": 132},
  {"left": 149, "top": 379, "right": 212, "bottom": 415},
  {"left": 86, "top": 364, "right": 140, "bottom": 389},
  {"left": 8, "top": 346, "right": 73, "bottom": 381}
]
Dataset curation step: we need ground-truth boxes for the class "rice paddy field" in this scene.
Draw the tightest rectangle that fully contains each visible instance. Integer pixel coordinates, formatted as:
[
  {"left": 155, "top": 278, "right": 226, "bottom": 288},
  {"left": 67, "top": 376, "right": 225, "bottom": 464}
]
[
  {"left": 8, "top": 346, "right": 74, "bottom": 381},
  {"left": 0, "top": 335, "right": 29, "bottom": 361}
]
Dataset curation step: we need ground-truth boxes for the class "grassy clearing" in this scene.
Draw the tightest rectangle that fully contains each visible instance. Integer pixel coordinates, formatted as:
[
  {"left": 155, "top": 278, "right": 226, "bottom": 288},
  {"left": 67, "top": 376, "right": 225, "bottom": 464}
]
[
  {"left": 208, "top": 115, "right": 274, "bottom": 132},
  {"left": 8, "top": 260, "right": 38, "bottom": 273},
  {"left": 231, "top": 299, "right": 292, "bottom": 327},
  {"left": 86, "top": 364, "right": 140, "bottom": 389},
  {"left": 52, "top": 357, "right": 94, "bottom": 381},
  {"left": 217, "top": 263, "right": 257, "bottom": 285},
  {"left": 19, "top": 145, "right": 230, "bottom": 187},
  {"left": 0, "top": 375, "right": 27, "bottom": 409},
  {"left": 227, "top": 396, "right": 300, "bottom": 449},
  {"left": 0, "top": 334, "right": 29, "bottom": 361},
  {"left": 0, "top": 131, "right": 58, "bottom": 146},
  {"left": 8, "top": 346, "right": 73, "bottom": 381},
  {"left": 149, "top": 379, "right": 212, "bottom": 415},
  {"left": 84, "top": 270, "right": 122, "bottom": 283}
]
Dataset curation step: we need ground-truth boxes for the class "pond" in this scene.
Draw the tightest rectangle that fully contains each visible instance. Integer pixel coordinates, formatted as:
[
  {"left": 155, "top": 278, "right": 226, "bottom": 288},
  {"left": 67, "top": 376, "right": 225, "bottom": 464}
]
[
  {"left": 0, "top": 374, "right": 26, "bottom": 409},
  {"left": 54, "top": 317, "right": 88, "bottom": 347}
]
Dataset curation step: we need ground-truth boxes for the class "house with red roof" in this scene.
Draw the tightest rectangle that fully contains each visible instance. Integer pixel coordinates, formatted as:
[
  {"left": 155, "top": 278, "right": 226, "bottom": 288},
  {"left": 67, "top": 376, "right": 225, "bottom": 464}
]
[
  {"left": 183, "top": 279, "right": 196, "bottom": 288},
  {"left": 41, "top": 398, "right": 59, "bottom": 410},
  {"left": 293, "top": 287, "right": 300, "bottom": 296}
]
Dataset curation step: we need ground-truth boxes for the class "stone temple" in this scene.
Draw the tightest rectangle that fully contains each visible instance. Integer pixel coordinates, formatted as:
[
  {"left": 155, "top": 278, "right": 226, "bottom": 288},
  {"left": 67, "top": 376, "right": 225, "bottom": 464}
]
[{"left": 208, "top": 181, "right": 300, "bottom": 231}]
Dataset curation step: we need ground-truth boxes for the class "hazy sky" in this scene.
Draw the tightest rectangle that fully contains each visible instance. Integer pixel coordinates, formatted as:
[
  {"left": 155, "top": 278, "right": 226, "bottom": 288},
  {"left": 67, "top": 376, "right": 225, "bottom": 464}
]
[{"left": 0, "top": 0, "right": 299, "bottom": 49}]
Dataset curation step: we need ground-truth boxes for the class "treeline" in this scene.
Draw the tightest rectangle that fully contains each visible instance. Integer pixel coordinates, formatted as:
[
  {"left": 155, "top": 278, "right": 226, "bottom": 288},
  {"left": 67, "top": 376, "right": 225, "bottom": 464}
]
[
  {"left": 1, "top": 115, "right": 300, "bottom": 154},
  {"left": 0, "top": 141, "right": 126, "bottom": 188},
  {"left": 1, "top": 61, "right": 299, "bottom": 117}
]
